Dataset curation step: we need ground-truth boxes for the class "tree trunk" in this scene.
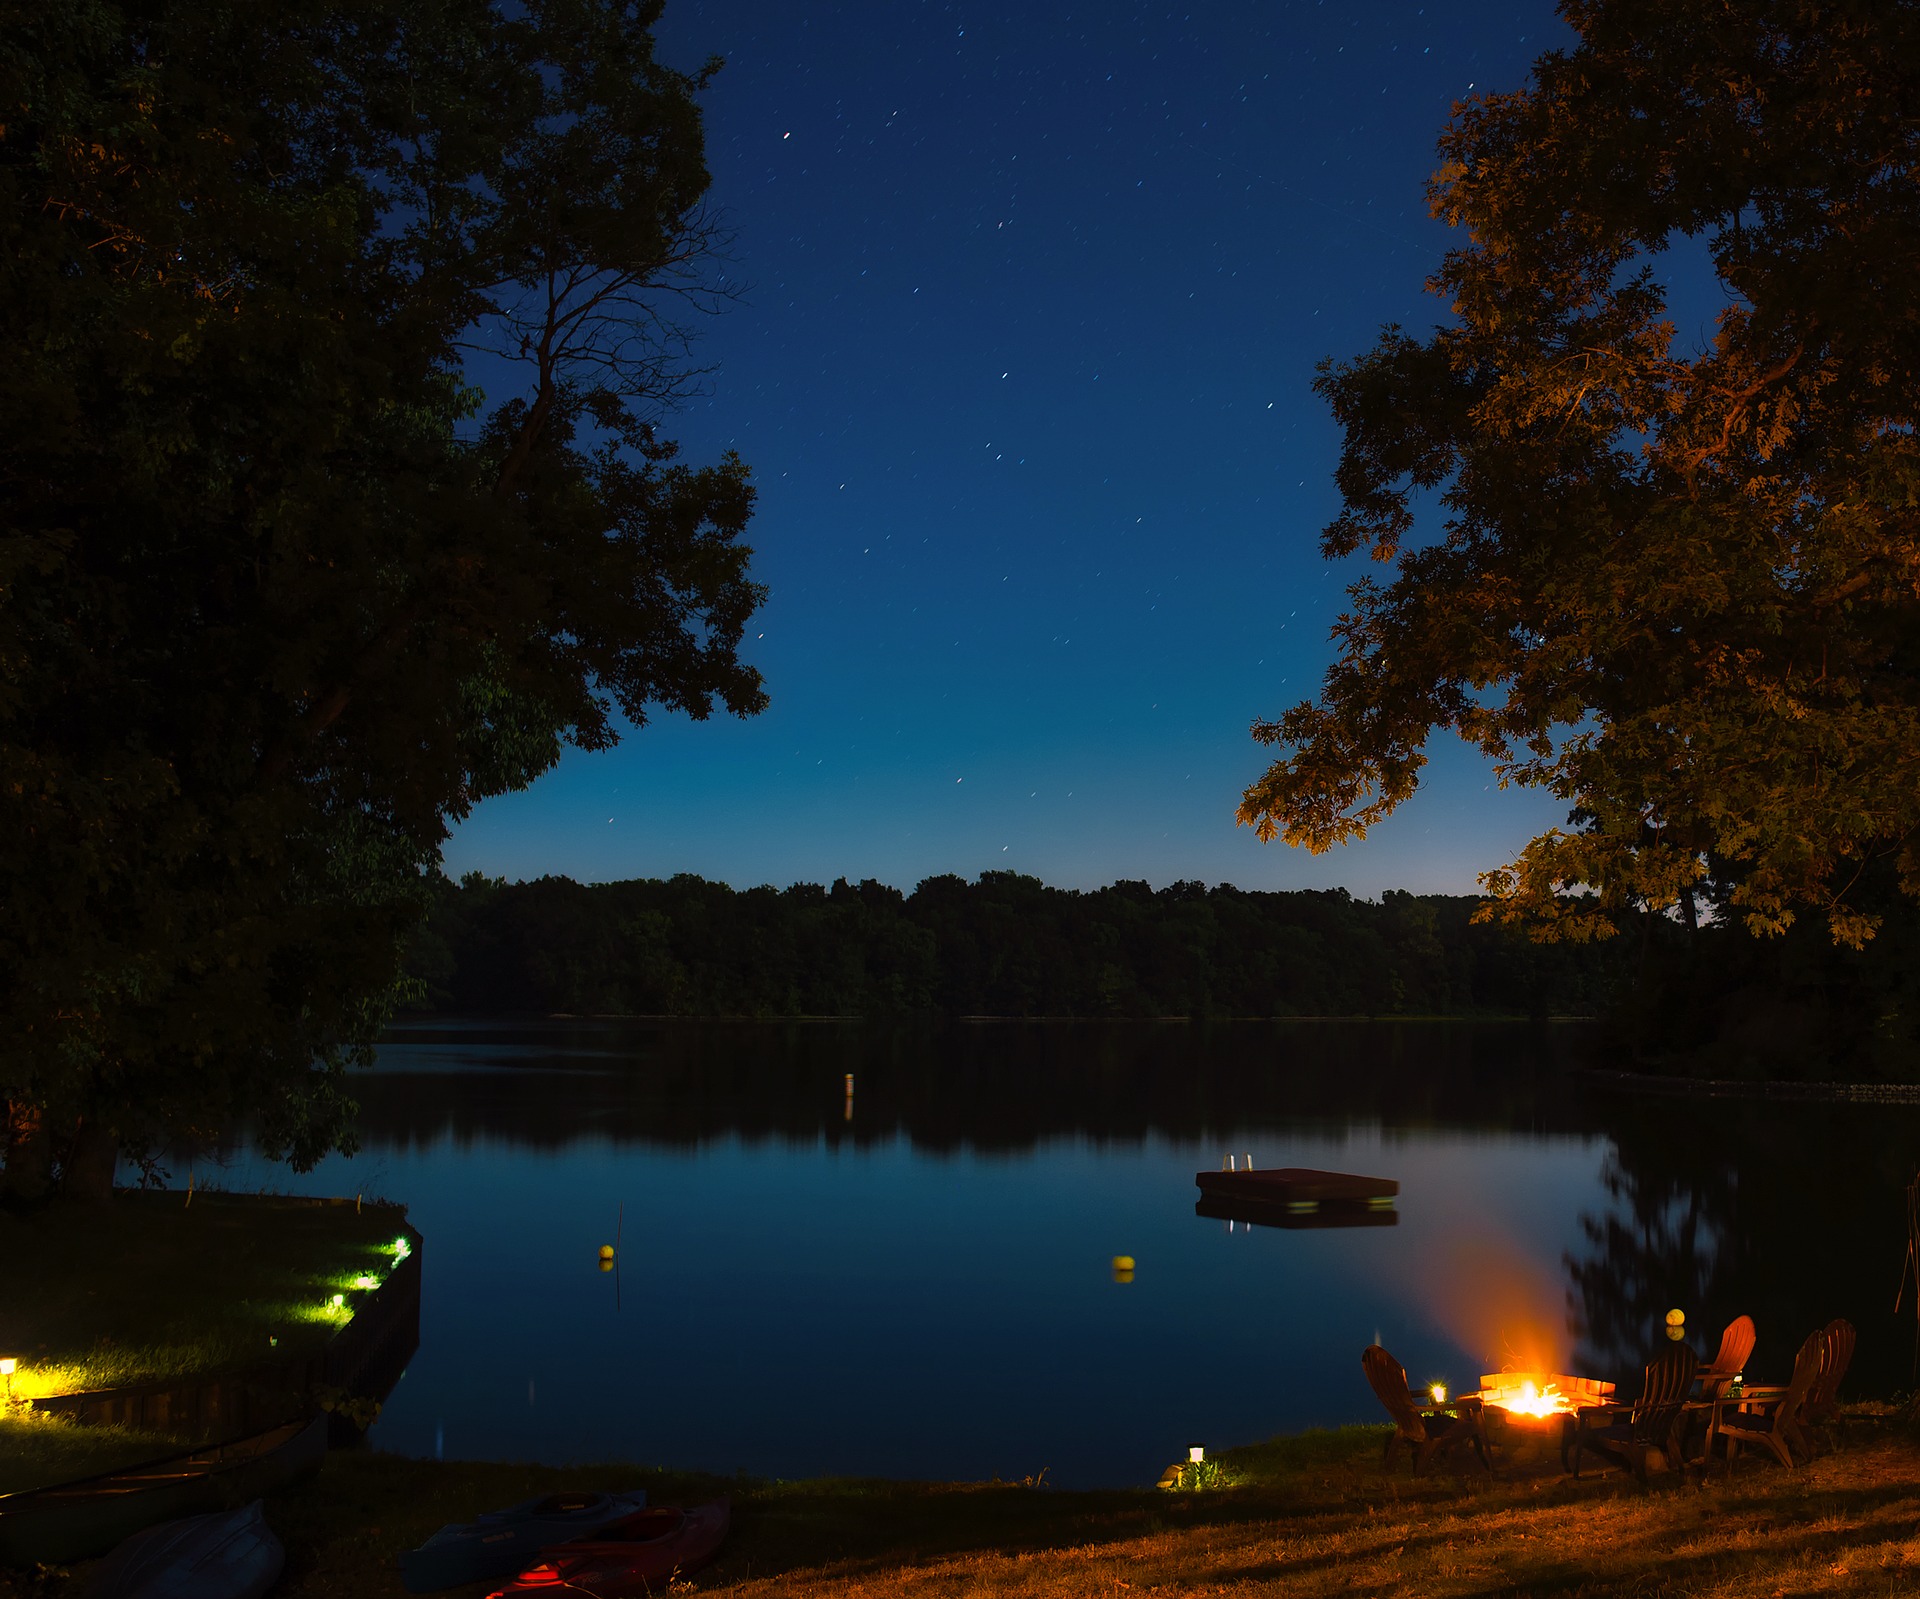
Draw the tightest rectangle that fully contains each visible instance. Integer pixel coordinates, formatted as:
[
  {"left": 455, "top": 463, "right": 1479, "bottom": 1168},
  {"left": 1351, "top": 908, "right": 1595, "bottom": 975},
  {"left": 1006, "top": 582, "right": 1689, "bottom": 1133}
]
[
  {"left": 2, "top": 1101, "right": 53, "bottom": 1201},
  {"left": 61, "top": 1117, "right": 119, "bottom": 1204}
]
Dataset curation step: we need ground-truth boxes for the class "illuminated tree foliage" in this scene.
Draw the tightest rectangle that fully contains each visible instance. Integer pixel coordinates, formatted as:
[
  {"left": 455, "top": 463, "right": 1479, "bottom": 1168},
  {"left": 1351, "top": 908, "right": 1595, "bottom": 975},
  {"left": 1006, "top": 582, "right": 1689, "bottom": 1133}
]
[
  {"left": 0, "top": 0, "right": 765, "bottom": 1193},
  {"left": 1240, "top": 0, "right": 1920, "bottom": 950}
]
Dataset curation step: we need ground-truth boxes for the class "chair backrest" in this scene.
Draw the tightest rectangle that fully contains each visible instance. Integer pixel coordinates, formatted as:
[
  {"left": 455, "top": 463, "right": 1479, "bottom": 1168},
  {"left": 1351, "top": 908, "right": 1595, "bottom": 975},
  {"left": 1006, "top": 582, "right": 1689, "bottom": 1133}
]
[
  {"left": 1361, "top": 1345, "right": 1427, "bottom": 1443},
  {"left": 1811, "top": 1319, "right": 1854, "bottom": 1408},
  {"left": 1629, "top": 1342, "right": 1697, "bottom": 1445},
  {"left": 1770, "top": 1327, "right": 1827, "bottom": 1423},
  {"left": 1706, "top": 1315, "right": 1756, "bottom": 1377}
]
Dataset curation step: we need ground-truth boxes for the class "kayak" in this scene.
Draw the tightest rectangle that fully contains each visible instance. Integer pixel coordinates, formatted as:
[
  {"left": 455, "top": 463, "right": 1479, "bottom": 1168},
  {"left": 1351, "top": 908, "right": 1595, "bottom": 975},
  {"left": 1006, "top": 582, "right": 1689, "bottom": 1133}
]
[
  {"left": 83, "top": 1499, "right": 283, "bottom": 1599},
  {"left": 489, "top": 1499, "right": 730, "bottom": 1597},
  {"left": 398, "top": 1488, "right": 647, "bottom": 1593}
]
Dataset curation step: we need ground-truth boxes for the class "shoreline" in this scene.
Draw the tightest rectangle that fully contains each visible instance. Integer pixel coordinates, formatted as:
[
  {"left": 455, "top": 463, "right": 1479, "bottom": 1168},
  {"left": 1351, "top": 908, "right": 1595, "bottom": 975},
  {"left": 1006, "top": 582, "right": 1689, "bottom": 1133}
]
[{"left": 30, "top": 1415, "right": 1908, "bottom": 1599}]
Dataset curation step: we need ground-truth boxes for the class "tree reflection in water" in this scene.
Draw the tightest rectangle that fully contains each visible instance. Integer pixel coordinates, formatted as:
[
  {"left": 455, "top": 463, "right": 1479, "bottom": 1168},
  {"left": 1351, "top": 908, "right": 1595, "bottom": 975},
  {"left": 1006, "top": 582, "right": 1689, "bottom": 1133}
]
[
  {"left": 1568, "top": 1089, "right": 1917, "bottom": 1397},
  {"left": 190, "top": 1017, "right": 1919, "bottom": 1400}
]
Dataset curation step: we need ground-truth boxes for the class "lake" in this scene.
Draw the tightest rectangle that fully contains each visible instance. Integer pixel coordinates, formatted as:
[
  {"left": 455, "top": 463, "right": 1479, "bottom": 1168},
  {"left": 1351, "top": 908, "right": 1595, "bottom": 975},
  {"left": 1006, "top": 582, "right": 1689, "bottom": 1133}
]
[{"left": 197, "top": 1018, "right": 1916, "bottom": 1488}]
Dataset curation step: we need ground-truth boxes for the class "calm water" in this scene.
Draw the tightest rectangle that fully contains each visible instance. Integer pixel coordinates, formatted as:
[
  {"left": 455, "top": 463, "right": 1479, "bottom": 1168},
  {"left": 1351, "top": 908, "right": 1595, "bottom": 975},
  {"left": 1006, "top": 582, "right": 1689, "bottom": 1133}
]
[{"left": 198, "top": 1019, "right": 1917, "bottom": 1488}]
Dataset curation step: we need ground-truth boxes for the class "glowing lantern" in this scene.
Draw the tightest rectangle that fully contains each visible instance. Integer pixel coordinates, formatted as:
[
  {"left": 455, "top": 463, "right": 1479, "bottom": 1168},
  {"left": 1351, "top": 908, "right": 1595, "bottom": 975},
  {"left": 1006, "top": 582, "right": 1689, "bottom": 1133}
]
[
  {"left": 1188, "top": 1446, "right": 1204, "bottom": 1464},
  {"left": 1429, "top": 1383, "right": 1447, "bottom": 1405}
]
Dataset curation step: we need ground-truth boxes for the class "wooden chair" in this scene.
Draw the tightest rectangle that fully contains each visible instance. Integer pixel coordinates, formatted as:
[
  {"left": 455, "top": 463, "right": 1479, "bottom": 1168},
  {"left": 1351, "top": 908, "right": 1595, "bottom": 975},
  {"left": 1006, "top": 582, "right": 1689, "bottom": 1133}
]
[
  {"left": 1799, "top": 1319, "right": 1855, "bottom": 1453},
  {"left": 1696, "top": 1315, "right": 1756, "bottom": 1399},
  {"left": 1361, "top": 1346, "right": 1491, "bottom": 1475},
  {"left": 1568, "top": 1343, "right": 1697, "bottom": 1482},
  {"left": 1718, "top": 1327, "right": 1825, "bottom": 1472}
]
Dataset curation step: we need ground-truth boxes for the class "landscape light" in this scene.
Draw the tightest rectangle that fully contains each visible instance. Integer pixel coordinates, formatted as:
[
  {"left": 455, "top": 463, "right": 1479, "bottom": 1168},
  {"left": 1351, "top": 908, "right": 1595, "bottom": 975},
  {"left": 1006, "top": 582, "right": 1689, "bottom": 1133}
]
[
  {"left": 353, "top": 1274, "right": 379, "bottom": 1291},
  {"left": 330, "top": 1293, "right": 346, "bottom": 1311},
  {"left": 1430, "top": 1383, "right": 1447, "bottom": 1404},
  {"left": 391, "top": 1236, "right": 412, "bottom": 1262},
  {"left": 1188, "top": 1445, "right": 1204, "bottom": 1464}
]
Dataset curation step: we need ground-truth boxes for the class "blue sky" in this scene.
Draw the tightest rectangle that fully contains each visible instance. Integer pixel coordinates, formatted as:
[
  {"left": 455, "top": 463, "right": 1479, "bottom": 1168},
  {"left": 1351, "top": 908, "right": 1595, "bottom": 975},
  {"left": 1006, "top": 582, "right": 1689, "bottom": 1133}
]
[{"left": 445, "top": 0, "right": 1577, "bottom": 896}]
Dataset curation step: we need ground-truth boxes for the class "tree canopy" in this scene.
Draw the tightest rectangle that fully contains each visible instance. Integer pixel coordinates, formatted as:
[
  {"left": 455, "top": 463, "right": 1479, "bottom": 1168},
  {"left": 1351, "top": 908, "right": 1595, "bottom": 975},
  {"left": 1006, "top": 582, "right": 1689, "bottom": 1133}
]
[
  {"left": 0, "top": 0, "right": 766, "bottom": 1191},
  {"left": 1239, "top": 0, "right": 1920, "bottom": 949}
]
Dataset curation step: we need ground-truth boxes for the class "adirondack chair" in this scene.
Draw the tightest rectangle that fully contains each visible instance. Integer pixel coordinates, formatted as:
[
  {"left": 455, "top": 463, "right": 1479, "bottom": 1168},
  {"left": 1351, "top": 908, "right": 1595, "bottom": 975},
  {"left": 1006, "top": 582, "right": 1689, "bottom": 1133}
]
[
  {"left": 1696, "top": 1315, "right": 1756, "bottom": 1399},
  {"left": 1360, "top": 1346, "right": 1491, "bottom": 1475},
  {"left": 1568, "top": 1343, "right": 1697, "bottom": 1481},
  {"left": 1717, "top": 1327, "right": 1826, "bottom": 1473},
  {"left": 1799, "top": 1319, "right": 1855, "bottom": 1454}
]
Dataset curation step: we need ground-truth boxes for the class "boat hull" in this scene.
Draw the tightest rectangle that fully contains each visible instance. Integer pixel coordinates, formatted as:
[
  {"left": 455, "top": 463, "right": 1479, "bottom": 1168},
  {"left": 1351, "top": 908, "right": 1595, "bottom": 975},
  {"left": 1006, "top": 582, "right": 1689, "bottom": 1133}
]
[
  {"left": 81, "top": 1499, "right": 284, "bottom": 1599},
  {"left": 398, "top": 1489, "right": 648, "bottom": 1593},
  {"left": 0, "top": 1415, "right": 324, "bottom": 1569},
  {"left": 490, "top": 1499, "right": 730, "bottom": 1598}
]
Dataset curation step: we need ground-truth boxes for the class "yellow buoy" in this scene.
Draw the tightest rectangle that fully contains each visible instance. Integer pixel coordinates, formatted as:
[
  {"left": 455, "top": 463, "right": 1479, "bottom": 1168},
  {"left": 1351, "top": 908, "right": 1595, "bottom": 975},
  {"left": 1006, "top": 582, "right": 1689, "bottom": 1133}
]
[
  {"left": 599, "top": 1244, "right": 615, "bottom": 1261},
  {"left": 1665, "top": 1308, "right": 1685, "bottom": 1327},
  {"left": 1112, "top": 1255, "right": 1135, "bottom": 1272}
]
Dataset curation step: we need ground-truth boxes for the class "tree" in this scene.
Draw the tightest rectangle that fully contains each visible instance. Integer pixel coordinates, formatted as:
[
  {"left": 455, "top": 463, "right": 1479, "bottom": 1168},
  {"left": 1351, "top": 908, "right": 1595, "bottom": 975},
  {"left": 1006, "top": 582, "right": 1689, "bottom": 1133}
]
[
  {"left": 1239, "top": 0, "right": 1920, "bottom": 950},
  {"left": 0, "top": 0, "right": 766, "bottom": 1196}
]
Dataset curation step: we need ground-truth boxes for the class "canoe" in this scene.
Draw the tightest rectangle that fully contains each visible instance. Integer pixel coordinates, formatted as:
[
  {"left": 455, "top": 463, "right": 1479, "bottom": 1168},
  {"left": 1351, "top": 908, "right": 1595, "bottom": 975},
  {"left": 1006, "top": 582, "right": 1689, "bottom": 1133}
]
[
  {"left": 82, "top": 1499, "right": 283, "bottom": 1599},
  {"left": 398, "top": 1488, "right": 648, "bottom": 1593},
  {"left": 489, "top": 1499, "right": 730, "bottom": 1598},
  {"left": 0, "top": 1414, "right": 325, "bottom": 1568}
]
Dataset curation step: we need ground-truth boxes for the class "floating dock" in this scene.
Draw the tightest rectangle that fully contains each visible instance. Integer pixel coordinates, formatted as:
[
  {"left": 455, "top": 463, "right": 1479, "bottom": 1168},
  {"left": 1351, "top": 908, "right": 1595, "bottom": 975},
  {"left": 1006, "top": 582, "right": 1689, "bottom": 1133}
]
[{"left": 1193, "top": 1165, "right": 1398, "bottom": 1229}]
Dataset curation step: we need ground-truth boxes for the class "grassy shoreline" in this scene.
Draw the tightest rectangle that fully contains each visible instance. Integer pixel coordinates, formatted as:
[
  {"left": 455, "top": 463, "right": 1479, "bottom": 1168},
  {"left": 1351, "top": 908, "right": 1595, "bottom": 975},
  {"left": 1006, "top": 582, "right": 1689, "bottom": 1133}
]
[
  {"left": 47, "top": 1416, "right": 1919, "bottom": 1598},
  {"left": 0, "top": 1190, "right": 407, "bottom": 1399},
  {"left": 0, "top": 1190, "right": 407, "bottom": 1493}
]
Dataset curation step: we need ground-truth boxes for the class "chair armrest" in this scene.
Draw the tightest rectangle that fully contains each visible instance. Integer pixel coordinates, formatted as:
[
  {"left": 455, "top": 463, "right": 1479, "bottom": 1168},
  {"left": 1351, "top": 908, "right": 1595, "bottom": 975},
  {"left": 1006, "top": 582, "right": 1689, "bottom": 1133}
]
[{"left": 1415, "top": 1396, "right": 1482, "bottom": 1416}]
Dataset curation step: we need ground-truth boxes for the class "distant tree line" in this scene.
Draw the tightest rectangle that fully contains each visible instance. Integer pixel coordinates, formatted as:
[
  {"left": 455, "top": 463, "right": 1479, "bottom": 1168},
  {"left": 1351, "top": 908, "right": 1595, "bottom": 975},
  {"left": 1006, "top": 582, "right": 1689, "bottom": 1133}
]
[{"left": 407, "top": 872, "right": 1633, "bottom": 1021}]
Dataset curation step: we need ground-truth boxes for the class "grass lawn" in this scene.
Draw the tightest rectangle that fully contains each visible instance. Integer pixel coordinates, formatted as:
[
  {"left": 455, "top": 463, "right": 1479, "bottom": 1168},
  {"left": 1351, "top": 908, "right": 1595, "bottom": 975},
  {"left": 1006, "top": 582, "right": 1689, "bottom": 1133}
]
[
  {"left": 9, "top": 1417, "right": 1915, "bottom": 1598},
  {"left": 0, "top": 1414, "right": 187, "bottom": 1498},
  {"left": 0, "top": 1189, "right": 408, "bottom": 1401}
]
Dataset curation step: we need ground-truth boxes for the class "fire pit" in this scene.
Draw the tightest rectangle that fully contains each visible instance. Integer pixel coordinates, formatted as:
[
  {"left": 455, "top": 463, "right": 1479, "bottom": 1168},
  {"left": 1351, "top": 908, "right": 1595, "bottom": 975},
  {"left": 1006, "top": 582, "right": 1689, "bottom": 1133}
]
[
  {"left": 1474, "top": 1372, "right": 1615, "bottom": 1471},
  {"left": 1477, "top": 1371, "right": 1612, "bottom": 1421}
]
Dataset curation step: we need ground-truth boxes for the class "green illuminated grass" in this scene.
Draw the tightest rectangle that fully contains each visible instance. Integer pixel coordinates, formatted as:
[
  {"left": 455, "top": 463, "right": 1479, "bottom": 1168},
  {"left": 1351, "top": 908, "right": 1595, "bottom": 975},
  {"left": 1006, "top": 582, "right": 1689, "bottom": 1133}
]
[{"left": 0, "top": 1189, "right": 405, "bottom": 1403}]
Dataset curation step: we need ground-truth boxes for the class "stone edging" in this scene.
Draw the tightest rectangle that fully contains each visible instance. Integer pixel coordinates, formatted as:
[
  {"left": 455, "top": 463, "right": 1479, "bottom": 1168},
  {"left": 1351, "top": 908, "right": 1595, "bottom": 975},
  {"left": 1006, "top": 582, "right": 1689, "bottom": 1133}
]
[{"left": 1573, "top": 1066, "right": 1920, "bottom": 1104}]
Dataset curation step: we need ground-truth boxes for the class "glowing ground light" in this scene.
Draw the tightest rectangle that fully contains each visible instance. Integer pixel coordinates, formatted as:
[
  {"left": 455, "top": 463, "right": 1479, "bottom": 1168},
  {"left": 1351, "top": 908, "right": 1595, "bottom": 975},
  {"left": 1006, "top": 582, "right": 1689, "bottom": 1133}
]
[
  {"left": 1430, "top": 1383, "right": 1447, "bottom": 1404},
  {"left": 352, "top": 1275, "right": 380, "bottom": 1291},
  {"left": 391, "top": 1236, "right": 412, "bottom": 1263},
  {"left": 329, "top": 1293, "right": 346, "bottom": 1312}
]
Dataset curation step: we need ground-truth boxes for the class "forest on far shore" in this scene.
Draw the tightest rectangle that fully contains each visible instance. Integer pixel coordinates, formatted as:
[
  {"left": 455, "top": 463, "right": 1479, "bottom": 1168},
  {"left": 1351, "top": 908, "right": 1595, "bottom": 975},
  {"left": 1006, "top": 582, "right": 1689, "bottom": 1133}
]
[
  {"left": 407, "top": 871, "right": 1634, "bottom": 1023},
  {"left": 407, "top": 871, "right": 1920, "bottom": 1080}
]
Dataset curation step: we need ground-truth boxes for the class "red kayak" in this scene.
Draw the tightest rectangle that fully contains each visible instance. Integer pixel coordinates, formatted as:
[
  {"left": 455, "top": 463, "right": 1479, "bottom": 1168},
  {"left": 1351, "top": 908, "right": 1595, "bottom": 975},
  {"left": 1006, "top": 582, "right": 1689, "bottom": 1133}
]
[{"left": 488, "top": 1500, "right": 730, "bottom": 1597}]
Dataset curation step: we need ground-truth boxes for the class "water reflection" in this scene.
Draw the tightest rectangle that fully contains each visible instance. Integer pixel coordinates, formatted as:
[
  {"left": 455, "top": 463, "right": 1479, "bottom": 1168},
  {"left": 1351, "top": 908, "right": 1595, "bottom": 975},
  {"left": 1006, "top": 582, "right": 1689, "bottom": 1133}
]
[
  {"left": 191, "top": 1019, "right": 1918, "bottom": 1486},
  {"left": 343, "top": 1016, "right": 1596, "bottom": 1155},
  {"left": 1566, "top": 1092, "right": 1914, "bottom": 1398}
]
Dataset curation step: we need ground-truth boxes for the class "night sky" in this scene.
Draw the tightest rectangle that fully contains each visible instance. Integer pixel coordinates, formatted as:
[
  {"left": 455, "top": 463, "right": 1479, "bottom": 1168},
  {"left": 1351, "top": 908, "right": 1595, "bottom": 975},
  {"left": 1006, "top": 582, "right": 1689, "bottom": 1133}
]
[{"left": 445, "top": 0, "right": 1577, "bottom": 896}]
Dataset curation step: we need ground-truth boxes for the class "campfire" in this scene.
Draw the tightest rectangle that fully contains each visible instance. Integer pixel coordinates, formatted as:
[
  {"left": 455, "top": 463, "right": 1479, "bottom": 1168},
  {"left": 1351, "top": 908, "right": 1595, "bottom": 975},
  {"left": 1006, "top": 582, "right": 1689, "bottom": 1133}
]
[{"left": 1477, "top": 1372, "right": 1613, "bottom": 1422}]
